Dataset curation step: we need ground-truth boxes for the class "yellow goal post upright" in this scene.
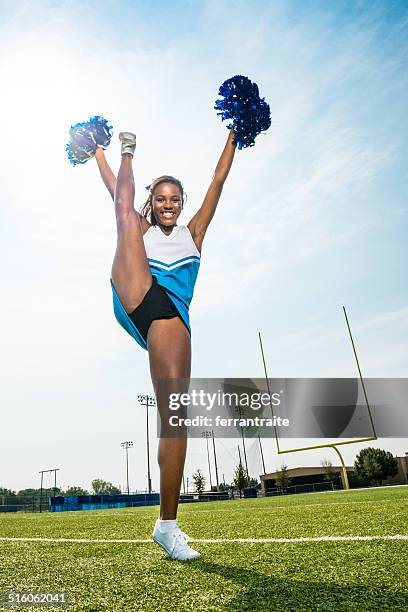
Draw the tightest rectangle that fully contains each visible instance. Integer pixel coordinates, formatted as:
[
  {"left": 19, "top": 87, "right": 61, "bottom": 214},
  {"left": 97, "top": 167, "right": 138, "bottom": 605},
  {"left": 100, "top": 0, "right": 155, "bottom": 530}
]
[{"left": 258, "top": 306, "right": 378, "bottom": 490}]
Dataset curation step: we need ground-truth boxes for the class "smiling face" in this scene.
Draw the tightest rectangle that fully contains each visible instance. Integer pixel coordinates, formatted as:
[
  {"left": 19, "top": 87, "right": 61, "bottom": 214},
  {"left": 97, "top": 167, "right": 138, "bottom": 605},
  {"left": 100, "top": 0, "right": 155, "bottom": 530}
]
[{"left": 152, "top": 182, "right": 183, "bottom": 231}]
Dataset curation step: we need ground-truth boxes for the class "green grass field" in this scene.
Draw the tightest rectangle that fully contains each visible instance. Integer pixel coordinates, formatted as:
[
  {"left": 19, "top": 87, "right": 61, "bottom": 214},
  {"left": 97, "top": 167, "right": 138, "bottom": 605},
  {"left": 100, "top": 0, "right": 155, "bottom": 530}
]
[{"left": 0, "top": 486, "right": 407, "bottom": 611}]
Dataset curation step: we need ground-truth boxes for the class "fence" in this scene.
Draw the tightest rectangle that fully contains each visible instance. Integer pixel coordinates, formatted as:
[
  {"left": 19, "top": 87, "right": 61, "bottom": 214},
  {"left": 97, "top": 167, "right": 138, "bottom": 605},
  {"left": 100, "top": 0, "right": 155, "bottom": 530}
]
[
  {"left": 0, "top": 490, "right": 233, "bottom": 513},
  {"left": 51, "top": 491, "right": 231, "bottom": 512},
  {"left": 0, "top": 495, "right": 50, "bottom": 513},
  {"left": 265, "top": 481, "right": 335, "bottom": 496}
]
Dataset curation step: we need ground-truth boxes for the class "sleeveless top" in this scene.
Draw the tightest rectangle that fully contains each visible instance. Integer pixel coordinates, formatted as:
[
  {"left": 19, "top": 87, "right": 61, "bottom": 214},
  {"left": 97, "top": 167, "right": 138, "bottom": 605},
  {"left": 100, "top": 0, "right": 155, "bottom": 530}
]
[
  {"left": 144, "top": 224, "right": 201, "bottom": 334},
  {"left": 111, "top": 224, "right": 201, "bottom": 350}
]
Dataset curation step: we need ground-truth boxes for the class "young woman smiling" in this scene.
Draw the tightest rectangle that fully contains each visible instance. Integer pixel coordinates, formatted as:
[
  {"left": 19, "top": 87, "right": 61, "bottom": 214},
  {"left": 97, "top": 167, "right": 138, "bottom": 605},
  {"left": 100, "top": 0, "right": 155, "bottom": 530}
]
[{"left": 94, "top": 128, "right": 236, "bottom": 560}]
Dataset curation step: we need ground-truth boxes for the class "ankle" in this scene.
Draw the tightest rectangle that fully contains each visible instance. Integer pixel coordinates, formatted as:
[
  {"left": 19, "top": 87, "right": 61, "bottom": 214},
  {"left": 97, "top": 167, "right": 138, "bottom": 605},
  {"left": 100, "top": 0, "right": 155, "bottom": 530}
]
[{"left": 157, "top": 518, "right": 177, "bottom": 533}]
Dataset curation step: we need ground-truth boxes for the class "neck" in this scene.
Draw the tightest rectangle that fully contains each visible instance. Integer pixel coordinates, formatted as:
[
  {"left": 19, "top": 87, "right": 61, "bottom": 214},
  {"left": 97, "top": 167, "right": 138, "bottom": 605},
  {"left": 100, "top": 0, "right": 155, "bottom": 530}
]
[{"left": 158, "top": 224, "right": 176, "bottom": 235}]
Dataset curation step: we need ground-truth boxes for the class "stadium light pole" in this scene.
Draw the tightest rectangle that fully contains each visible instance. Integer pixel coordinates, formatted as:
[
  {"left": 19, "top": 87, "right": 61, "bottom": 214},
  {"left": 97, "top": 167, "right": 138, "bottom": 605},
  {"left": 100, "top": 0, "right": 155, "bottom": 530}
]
[
  {"left": 137, "top": 394, "right": 156, "bottom": 494},
  {"left": 53, "top": 470, "right": 57, "bottom": 498},
  {"left": 238, "top": 445, "right": 243, "bottom": 473},
  {"left": 121, "top": 441, "right": 133, "bottom": 495},
  {"left": 236, "top": 404, "right": 249, "bottom": 480},
  {"left": 211, "top": 430, "right": 219, "bottom": 491},
  {"left": 39, "top": 471, "right": 44, "bottom": 513},
  {"left": 258, "top": 434, "right": 266, "bottom": 474},
  {"left": 237, "top": 446, "right": 244, "bottom": 497},
  {"left": 202, "top": 431, "right": 213, "bottom": 490}
]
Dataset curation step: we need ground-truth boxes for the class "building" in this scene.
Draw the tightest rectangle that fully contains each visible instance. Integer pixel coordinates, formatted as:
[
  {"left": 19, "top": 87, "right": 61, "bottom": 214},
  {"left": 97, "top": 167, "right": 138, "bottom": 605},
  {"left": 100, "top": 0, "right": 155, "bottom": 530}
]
[
  {"left": 260, "top": 455, "right": 408, "bottom": 493},
  {"left": 260, "top": 464, "right": 350, "bottom": 493},
  {"left": 387, "top": 454, "right": 408, "bottom": 486}
]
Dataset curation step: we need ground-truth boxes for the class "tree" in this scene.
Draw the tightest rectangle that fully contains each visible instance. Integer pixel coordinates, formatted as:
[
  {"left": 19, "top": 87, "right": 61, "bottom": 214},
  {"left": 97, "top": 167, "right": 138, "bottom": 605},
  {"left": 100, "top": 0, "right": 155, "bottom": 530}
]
[
  {"left": 63, "top": 486, "right": 89, "bottom": 496},
  {"left": 321, "top": 458, "right": 337, "bottom": 483},
  {"left": 192, "top": 469, "right": 206, "bottom": 493},
  {"left": 218, "top": 482, "right": 229, "bottom": 492},
  {"left": 91, "top": 479, "right": 121, "bottom": 495},
  {"left": 248, "top": 477, "right": 259, "bottom": 488},
  {"left": 275, "top": 464, "right": 292, "bottom": 489},
  {"left": 233, "top": 462, "right": 249, "bottom": 497},
  {"left": 0, "top": 488, "right": 16, "bottom": 496},
  {"left": 17, "top": 488, "right": 39, "bottom": 496},
  {"left": 17, "top": 488, "right": 61, "bottom": 496},
  {"left": 354, "top": 448, "right": 398, "bottom": 486},
  {"left": 0, "top": 488, "right": 16, "bottom": 508}
]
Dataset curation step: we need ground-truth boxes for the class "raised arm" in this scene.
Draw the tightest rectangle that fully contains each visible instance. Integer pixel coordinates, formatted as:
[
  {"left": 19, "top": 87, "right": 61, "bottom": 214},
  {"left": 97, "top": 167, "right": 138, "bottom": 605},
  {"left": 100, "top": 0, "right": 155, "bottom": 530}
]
[
  {"left": 95, "top": 147, "right": 117, "bottom": 200},
  {"left": 188, "top": 129, "right": 236, "bottom": 251},
  {"left": 94, "top": 146, "right": 151, "bottom": 233}
]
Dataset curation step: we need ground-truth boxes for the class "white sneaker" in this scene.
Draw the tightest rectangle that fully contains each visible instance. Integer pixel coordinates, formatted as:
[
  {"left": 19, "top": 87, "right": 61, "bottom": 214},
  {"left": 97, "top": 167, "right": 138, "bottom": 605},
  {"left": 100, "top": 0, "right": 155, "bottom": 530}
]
[
  {"left": 152, "top": 521, "right": 201, "bottom": 561},
  {"left": 119, "top": 132, "right": 136, "bottom": 156}
]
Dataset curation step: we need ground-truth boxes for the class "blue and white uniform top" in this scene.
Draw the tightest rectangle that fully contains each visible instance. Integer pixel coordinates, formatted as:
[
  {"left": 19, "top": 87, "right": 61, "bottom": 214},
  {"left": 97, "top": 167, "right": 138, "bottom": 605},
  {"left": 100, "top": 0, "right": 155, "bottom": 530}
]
[
  {"left": 111, "top": 224, "right": 201, "bottom": 350},
  {"left": 144, "top": 224, "right": 201, "bottom": 323}
]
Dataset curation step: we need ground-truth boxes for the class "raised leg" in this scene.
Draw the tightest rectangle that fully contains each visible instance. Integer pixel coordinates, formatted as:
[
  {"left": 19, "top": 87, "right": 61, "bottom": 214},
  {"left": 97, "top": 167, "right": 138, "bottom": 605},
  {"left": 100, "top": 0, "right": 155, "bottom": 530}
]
[
  {"left": 148, "top": 317, "right": 191, "bottom": 520},
  {"left": 111, "top": 149, "right": 152, "bottom": 313}
]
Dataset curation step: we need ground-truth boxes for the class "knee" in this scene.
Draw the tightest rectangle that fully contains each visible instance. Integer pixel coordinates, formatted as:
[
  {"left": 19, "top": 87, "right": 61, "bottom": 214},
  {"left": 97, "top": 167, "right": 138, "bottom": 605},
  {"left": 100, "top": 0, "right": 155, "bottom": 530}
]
[
  {"left": 116, "top": 175, "right": 135, "bottom": 192},
  {"left": 115, "top": 209, "right": 140, "bottom": 228}
]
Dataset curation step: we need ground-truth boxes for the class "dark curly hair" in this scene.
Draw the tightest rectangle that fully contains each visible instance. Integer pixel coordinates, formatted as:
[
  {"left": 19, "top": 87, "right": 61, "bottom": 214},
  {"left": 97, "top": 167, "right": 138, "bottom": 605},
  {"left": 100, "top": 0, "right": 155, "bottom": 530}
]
[{"left": 140, "top": 175, "right": 186, "bottom": 225}]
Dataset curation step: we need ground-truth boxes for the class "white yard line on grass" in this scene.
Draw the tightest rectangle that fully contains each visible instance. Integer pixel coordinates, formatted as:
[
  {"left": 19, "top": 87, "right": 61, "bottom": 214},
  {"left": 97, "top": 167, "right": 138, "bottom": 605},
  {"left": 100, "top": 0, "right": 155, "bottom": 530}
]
[{"left": 0, "top": 535, "right": 407, "bottom": 544}]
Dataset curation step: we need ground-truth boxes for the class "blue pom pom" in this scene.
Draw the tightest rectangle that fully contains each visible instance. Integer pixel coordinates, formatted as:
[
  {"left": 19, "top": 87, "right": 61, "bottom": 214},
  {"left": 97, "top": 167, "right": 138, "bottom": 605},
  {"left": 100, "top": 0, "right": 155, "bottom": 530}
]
[
  {"left": 66, "top": 115, "right": 113, "bottom": 166},
  {"left": 214, "top": 75, "right": 271, "bottom": 149}
]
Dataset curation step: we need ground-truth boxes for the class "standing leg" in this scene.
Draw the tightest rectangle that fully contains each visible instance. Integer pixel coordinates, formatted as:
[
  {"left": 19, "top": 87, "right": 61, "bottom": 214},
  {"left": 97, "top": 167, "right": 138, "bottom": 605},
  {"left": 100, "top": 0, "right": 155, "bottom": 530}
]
[
  {"left": 148, "top": 317, "right": 201, "bottom": 560},
  {"left": 111, "top": 142, "right": 152, "bottom": 313},
  {"left": 147, "top": 317, "right": 191, "bottom": 520}
]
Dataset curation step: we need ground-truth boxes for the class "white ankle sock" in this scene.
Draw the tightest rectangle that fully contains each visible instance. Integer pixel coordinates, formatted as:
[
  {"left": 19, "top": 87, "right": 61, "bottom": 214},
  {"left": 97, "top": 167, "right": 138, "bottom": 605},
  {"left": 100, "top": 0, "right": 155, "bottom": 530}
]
[{"left": 157, "top": 519, "right": 177, "bottom": 533}]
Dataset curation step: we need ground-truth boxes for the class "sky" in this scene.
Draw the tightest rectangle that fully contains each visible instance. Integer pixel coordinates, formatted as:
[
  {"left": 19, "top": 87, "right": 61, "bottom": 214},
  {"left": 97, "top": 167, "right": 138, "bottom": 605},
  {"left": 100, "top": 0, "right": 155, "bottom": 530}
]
[{"left": 0, "top": 0, "right": 407, "bottom": 493}]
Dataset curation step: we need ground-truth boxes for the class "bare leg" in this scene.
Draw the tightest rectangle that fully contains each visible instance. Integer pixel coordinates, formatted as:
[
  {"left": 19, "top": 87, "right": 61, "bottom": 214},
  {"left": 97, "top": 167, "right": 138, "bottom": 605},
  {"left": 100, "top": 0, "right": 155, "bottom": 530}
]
[
  {"left": 111, "top": 153, "right": 152, "bottom": 312},
  {"left": 148, "top": 317, "right": 191, "bottom": 520}
]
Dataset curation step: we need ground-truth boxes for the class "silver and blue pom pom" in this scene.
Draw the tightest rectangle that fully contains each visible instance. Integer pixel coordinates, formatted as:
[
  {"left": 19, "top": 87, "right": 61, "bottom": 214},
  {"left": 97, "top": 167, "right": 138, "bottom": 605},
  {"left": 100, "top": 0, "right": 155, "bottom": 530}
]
[
  {"left": 214, "top": 75, "right": 271, "bottom": 149},
  {"left": 66, "top": 116, "right": 113, "bottom": 166}
]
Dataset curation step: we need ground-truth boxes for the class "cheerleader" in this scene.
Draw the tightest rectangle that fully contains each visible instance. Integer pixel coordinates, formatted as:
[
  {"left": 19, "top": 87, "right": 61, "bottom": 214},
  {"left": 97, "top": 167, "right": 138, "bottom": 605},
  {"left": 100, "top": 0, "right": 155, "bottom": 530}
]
[
  {"left": 67, "top": 75, "right": 270, "bottom": 561},
  {"left": 94, "top": 129, "right": 236, "bottom": 560}
]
